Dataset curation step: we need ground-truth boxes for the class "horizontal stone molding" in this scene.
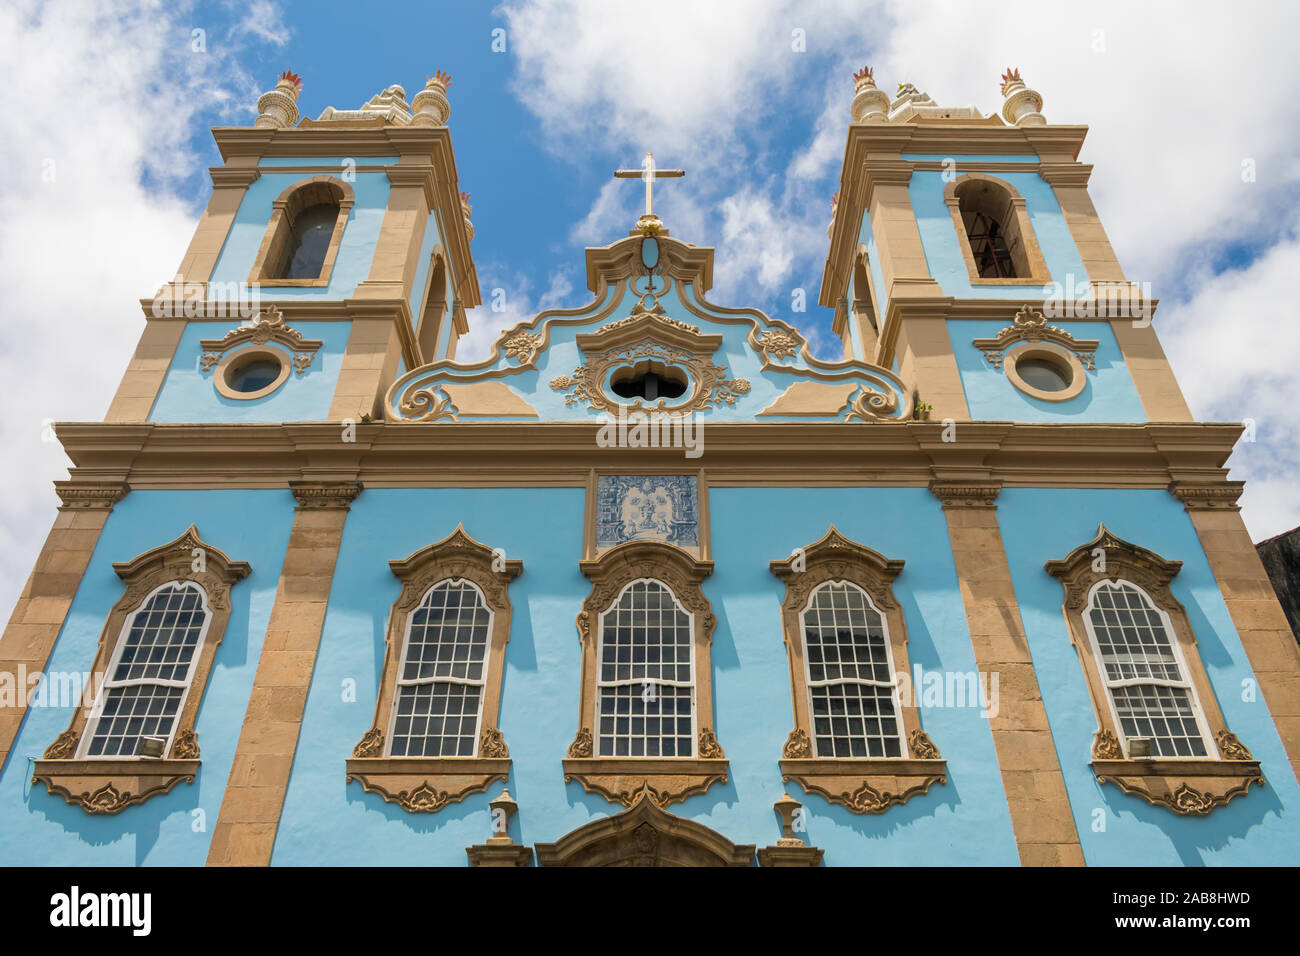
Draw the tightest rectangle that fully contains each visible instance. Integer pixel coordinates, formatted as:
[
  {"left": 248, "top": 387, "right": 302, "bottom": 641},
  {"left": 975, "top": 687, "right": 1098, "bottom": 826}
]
[
  {"left": 1091, "top": 759, "right": 1265, "bottom": 816},
  {"left": 345, "top": 757, "right": 511, "bottom": 813},
  {"left": 561, "top": 757, "right": 730, "bottom": 809},
  {"left": 1169, "top": 480, "right": 1244, "bottom": 511},
  {"left": 288, "top": 479, "right": 363, "bottom": 510},
  {"left": 53, "top": 480, "right": 130, "bottom": 511}
]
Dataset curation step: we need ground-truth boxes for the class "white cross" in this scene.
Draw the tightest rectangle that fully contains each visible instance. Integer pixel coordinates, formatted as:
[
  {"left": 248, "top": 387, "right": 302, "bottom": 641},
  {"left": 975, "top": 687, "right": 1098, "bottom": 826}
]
[{"left": 614, "top": 152, "right": 685, "bottom": 217}]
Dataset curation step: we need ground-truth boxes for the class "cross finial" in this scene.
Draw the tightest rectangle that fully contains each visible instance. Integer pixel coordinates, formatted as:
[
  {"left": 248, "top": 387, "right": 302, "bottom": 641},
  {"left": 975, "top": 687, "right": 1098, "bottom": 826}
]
[{"left": 614, "top": 152, "right": 685, "bottom": 236}]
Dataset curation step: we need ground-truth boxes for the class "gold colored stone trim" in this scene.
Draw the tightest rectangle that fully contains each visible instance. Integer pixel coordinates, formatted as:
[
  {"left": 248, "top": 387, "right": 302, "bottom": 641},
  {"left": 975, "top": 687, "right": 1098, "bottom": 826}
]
[
  {"left": 345, "top": 757, "right": 512, "bottom": 813},
  {"left": 535, "top": 788, "right": 755, "bottom": 866},
  {"left": 211, "top": 347, "right": 292, "bottom": 401},
  {"left": 779, "top": 758, "right": 948, "bottom": 814},
  {"left": 972, "top": 305, "right": 1099, "bottom": 370},
  {"left": 288, "top": 479, "right": 363, "bottom": 510},
  {"left": 1091, "top": 759, "right": 1264, "bottom": 816},
  {"left": 31, "top": 760, "right": 202, "bottom": 815},
  {"left": 1169, "top": 481, "right": 1244, "bottom": 512},
  {"left": 561, "top": 758, "right": 730, "bottom": 809},
  {"left": 200, "top": 306, "right": 324, "bottom": 377},
  {"left": 53, "top": 480, "right": 130, "bottom": 511},
  {"left": 929, "top": 481, "right": 1001, "bottom": 509}
]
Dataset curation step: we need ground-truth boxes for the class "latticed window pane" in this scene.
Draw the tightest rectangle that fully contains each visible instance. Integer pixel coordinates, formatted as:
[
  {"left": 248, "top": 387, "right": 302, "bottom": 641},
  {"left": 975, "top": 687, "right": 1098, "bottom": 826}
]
[
  {"left": 87, "top": 685, "right": 186, "bottom": 757},
  {"left": 596, "top": 580, "right": 695, "bottom": 757},
  {"left": 597, "top": 684, "right": 693, "bottom": 757},
  {"left": 802, "top": 581, "right": 903, "bottom": 758},
  {"left": 1089, "top": 582, "right": 1183, "bottom": 682},
  {"left": 810, "top": 683, "right": 901, "bottom": 757},
  {"left": 390, "top": 682, "right": 481, "bottom": 757},
  {"left": 401, "top": 580, "right": 490, "bottom": 682},
  {"left": 390, "top": 579, "right": 490, "bottom": 756},
  {"left": 112, "top": 584, "right": 205, "bottom": 682},
  {"left": 87, "top": 582, "right": 208, "bottom": 757},
  {"left": 1111, "top": 685, "right": 1207, "bottom": 757},
  {"left": 1088, "top": 581, "right": 1207, "bottom": 757}
]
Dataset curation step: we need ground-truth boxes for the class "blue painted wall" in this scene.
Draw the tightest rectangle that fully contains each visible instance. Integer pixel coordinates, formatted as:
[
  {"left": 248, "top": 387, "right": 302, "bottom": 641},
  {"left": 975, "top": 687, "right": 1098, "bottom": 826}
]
[
  {"left": 149, "top": 320, "right": 352, "bottom": 423},
  {"left": 208, "top": 170, "right": 391, "bottom": 300},
  {"left": 0, "top": 490, "right": 293, "bottom": 866},
  {"left": 949, "top": 318, "right": 1146, "bottom": 422},
  {"left": 272, "top": 486, "right": 1020, "bottom": 866},
  {"left": 997, "top": 488, "right": 1300, "bottom": 865}
]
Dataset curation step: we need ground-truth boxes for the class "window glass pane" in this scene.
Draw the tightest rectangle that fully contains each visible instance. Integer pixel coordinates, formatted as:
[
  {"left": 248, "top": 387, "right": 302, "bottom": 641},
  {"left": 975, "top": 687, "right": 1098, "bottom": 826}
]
[
  {"left": 87, "top": 685, "right": 185, "bottom": 756},
  {"left": 111, "top": 583, "right": 206, "bottom": 683},
  {"left": 389, "top": 683, "right": 481, "bottom": 757},
  {"left": 401, "top": 580, "right": 490, "bottom": 683},
  {"left": 595, "top": 580, "right": 694, "bottom": 757},
  {"left": 1089, "top": 582, "right": 1182, "bottom": 682}
]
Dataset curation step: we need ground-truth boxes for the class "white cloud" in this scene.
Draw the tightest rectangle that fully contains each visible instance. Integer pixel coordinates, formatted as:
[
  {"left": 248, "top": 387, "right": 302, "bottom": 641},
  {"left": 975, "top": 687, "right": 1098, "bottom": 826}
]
[
  {"left": 458, "top": 266, "right": 580, "bottom": 362},
  {"left": 0, "top": 0, "right": 285, "bottom": 622}
]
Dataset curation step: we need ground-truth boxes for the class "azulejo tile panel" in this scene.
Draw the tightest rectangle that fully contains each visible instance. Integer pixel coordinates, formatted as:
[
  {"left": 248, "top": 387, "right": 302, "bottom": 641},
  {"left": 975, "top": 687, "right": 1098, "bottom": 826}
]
[{"left": 596, "top": 475, "right": 698, "bottom": 549}]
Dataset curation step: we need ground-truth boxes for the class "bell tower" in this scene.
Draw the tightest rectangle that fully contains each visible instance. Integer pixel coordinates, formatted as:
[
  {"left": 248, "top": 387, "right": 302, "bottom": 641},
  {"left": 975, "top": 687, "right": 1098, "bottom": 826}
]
[
  {"left": 105, "top": 70, "right": 480, "bottom": 426},
  {"left": 820, "top": 67, "right": 1192, "bottom": 424}
]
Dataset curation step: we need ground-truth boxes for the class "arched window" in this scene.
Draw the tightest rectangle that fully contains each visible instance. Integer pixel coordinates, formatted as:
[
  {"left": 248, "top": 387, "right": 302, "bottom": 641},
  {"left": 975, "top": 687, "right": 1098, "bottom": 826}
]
[
  {"left": 770, "top": 527, "right": 946, "bottom": 815},
  {"left": 801, "top": 580, "right": 902, "bottom": 758},
  {"left": 33, "top": 525, "right": 251, "bottom": 815},
  {"left": 416, "top": 252, "right": 448, "bottom": 363},
  {"left": 1084, "top": 579, "right": 1209, "bottom": 758},
  {"left": 564, "top": 540, "right": 728, "bottom": 809},
  {"left": 1045, "top": 525, "right": 1265, "bottom": 816},
  {"left": 348, "top": 526, "right": 521, "bottom": 814},
  {"left": 250, "top": 176, "right": 354, "bottom": 287},
  {"left": 946, "top": 174, "right": 1048, "bottom": 285},
  {"left": 388, "top": 578, "right": 492, "bottom": 758},
  {"left": 83, "top": 581, "right": 211, "bottom": 757},
  {"left": 595, "top": 579, "right": 695, "bottom": 757}
]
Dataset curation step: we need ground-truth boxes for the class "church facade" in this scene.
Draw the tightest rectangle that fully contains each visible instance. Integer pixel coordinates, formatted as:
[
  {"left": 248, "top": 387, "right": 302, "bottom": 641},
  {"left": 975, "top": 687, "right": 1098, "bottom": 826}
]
[{"left": 2, "top": 66, "right": 1297, "bottom": 866}]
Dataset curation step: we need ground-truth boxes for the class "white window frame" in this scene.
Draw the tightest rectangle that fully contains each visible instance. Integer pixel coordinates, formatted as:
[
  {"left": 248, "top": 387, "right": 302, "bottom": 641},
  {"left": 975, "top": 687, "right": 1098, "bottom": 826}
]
[
  {"left": 1082, "top": 577, "right": 1216, "bottom": 760},
  {"left": 384, "top": 577, "right": 491, "bottom": 758},
  {"left": 799, "top": 579, "right": 905, "bottom": 759},
  {"left": 594, "top": 577, "right": 698, "bottom": 759},
  {"left": 78, "top": 579, "right": 213, "bottom": 760}
]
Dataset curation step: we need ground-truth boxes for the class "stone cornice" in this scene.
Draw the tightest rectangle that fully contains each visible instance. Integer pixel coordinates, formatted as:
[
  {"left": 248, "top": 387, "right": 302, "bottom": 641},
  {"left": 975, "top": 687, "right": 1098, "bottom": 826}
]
[
  {"left": 288, "top": 480, "right": 364, "bottom": 510},
  {"left": 50, "top": 421, "right": 1244, "bottom": 495},
  {"left": 929, "top": 481, "right": 1002, "bottom": 509},
  {"left": 1169, "top": 480, "right": 1245, "bottom": 512},
  {"left": 53, "top": 480, "right": 130, "bottom": 511},
  {"left": 208, "top": 166, "right": 261, "bottom": 188}
]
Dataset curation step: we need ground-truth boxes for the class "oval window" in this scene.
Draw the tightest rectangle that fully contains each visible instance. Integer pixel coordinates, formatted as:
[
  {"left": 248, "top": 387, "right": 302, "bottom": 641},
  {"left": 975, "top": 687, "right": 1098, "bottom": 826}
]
[
  {"left": 1014, "top": 356, "right": 1072, "bottom": 392},
  {"left": 226, "top": 357, "right": 284, "bottom": 394}
]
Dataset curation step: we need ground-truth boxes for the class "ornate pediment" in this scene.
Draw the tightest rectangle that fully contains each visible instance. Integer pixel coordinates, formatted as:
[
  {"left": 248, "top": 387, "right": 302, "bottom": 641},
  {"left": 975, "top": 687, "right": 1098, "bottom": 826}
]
[
  {"left": 385, "top": 232, "right": 912, "bottom": 424},
  {"left": 199, "top": 306, "right": 322, "bottom": 375},
  {"left": 973, "top": 305, "right": 1099, "bottom": 370}
]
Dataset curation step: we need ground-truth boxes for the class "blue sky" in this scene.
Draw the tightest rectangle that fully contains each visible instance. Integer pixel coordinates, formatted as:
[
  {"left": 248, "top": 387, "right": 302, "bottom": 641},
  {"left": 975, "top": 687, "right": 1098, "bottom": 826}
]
[{"left": 2, "top": 0, "right": 1298, "bottom": 620}]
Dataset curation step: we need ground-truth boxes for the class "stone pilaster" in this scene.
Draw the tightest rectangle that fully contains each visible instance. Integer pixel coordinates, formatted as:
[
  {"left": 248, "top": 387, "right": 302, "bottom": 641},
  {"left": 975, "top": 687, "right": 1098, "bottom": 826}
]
[
  {"left": 931, "top": 481, "right": 1084, "bottom": 866},
  {"left": 1171, "top": 481, "right": 1300, "bottom": 785},
  {"left": 206, "top": 480, "right": 361, "bottom": 866},
  {"left": 0, "top": 480, "right": 128, "bottom": 773}
]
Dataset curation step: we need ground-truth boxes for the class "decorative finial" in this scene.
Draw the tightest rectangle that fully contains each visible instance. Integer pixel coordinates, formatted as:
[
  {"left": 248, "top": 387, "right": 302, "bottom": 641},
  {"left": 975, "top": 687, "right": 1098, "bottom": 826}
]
[
  {"left": 999, "top": 67, "right": 1044, "bottom": 126},
  {"left": 773, "top": 793, "right": 807, "bottom": 846},
  {"left": 849, "top": 65, "right": 889, "bottom": 124},
  {"left": 487, "top": 787, "right": 520, "bottom": 844},
  {"left": 999, "top": 67, "right": 1022, "bottom": 97},
  {"left": 411, "top": 69, "right": 453, "bottom": 127},
  {"left": 830, "top": 191, "right": 839, "bottom": 209},
  {"left": 460, "top": 191, "right": 474, "bottom": 241},
  {"left": 254, "top": 70, "right": 302, "bottom": 129}
]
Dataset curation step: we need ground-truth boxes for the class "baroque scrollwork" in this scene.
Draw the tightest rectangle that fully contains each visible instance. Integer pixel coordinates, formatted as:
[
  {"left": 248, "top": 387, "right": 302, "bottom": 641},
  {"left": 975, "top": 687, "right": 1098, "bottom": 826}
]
[
  {"left": 199, "top": 306, "right": 323, "bottom": 375},
  {"left": 972, "top": 304, "right": 1099, "bottom": 371}
]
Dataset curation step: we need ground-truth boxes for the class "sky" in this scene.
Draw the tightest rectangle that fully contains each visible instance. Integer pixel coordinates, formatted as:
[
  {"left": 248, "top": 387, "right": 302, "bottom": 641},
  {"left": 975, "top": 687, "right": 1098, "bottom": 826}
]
[{"left": 1, "top": 0, "right": 1298, "bottom": 621}]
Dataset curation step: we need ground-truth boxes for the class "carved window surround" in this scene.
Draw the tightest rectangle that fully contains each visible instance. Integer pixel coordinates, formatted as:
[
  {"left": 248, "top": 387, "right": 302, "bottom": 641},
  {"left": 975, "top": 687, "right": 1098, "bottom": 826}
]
[
  {"left": 946, "top": 173, "right": 1051, "bottom": 286},
  {"left": 248, "top": 175, "right": 354, "bottom": 287},
  {"left": 771, "top": 527, "right": 947, "bottom": 814},
  {"left": 347, "top": 525, "right": 521, "bottom": 813},
  {"left": 200, "top": 306, "right": 323, "bottom": 381},
  {"left": 1045, "top": 525, "right": 1264, "bottom": 815},
  {"left": 33, "top": 526, "right": 250, "bottom": 815},
  {"left": 972, "top": 305, "right": 1099, "bottom": 371},
  {"left": 563, "top": 541, "right": 729, "bottom": 809},
  {"left": 549, "top": 306, "right": 750, "bottom": 416}
]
